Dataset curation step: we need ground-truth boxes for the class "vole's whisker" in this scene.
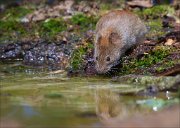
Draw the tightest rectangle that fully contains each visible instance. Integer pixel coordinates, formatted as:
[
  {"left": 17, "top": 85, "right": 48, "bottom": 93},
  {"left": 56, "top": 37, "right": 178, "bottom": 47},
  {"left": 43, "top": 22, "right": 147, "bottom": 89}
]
[
  {"left": 107, "top": 71, "right": 112, "bottom": 76},
  {"left": 105, "top": 72, "right": 109, "bottom": 76},
  {"left": 113, "top": 70, "right": 118, "bottom": 74},
  {"left": 111, "top": 67, "right": 118, "bottom": 70}
]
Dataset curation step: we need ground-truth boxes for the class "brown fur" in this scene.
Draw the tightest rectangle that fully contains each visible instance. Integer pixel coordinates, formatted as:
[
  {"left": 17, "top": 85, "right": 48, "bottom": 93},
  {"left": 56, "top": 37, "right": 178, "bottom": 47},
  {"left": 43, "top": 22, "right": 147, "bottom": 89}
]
[{"left": 94, "top": 10, "right": 147, "bottom": 74}]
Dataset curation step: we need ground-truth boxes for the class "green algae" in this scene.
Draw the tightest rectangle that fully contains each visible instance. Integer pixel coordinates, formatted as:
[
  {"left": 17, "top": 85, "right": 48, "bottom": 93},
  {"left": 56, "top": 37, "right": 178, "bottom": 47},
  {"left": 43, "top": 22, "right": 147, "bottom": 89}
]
[{"left": 44, "top": 92, "right": 63, "bottom": 99}]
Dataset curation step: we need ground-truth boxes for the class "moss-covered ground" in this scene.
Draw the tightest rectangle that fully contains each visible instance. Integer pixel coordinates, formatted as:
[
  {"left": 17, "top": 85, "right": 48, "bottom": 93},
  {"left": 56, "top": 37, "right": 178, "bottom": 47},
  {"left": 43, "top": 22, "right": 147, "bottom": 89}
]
[{"left": 0, "top": 1, "right": 179, "bottom": 76}]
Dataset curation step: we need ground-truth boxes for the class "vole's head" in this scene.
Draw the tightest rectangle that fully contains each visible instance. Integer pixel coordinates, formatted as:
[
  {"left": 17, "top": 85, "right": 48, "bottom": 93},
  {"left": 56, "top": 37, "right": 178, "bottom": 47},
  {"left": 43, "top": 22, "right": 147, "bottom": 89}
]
[{"left": 94, "top": 30, "right": 122, "bottom": 74}]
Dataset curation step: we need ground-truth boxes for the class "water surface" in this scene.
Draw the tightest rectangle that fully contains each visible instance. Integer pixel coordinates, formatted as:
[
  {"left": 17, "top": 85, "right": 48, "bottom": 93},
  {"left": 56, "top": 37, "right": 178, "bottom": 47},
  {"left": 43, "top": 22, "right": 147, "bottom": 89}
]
[{"left": 0, "top": 61, "right": 178, "bottom": 128}]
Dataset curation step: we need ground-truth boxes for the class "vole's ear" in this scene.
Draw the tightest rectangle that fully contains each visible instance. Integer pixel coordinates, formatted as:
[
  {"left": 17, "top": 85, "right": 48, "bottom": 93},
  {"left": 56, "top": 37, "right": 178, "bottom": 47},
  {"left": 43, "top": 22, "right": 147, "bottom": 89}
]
[{"left": 109, "top": 32, "right": 120, "bottom": 44}]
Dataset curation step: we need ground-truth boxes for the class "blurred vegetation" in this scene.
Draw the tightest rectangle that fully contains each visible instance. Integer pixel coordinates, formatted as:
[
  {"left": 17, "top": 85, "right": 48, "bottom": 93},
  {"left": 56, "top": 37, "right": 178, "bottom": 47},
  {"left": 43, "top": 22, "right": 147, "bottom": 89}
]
[
  {"left": 0, "top": 3, "right": 175, "bottom": 42},
  {"left": 71, "top": 13, "right": 99, "bottom": 32},
  {"left": 40, "top": 18, "right": 67, "bottom": 38},
  {"left": 0, "top": 6, "right": 33, "bottom": 21},
  {"left": 0, "top": 6, "right": 32, "bottom": 41},
  {"left": 134, "top": 5, "right": 175, "bottom": 19}
]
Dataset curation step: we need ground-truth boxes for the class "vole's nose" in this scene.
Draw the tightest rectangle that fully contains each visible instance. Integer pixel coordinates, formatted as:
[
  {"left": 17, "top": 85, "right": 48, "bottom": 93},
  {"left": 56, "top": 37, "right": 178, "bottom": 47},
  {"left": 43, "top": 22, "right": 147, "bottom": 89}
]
[{"left": 95, "top": 66, "right": 110, "bottom": 74}]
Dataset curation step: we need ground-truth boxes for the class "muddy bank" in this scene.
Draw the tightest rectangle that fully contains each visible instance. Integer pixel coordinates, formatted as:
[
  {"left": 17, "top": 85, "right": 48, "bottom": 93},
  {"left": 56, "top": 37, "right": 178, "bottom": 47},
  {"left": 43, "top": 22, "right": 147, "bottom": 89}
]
[
  {"left": 0, "top": 30, "right": 179, "bottom": 76},
  {"left": 0, "top": 36, "right": 80, "bottom": 69}
]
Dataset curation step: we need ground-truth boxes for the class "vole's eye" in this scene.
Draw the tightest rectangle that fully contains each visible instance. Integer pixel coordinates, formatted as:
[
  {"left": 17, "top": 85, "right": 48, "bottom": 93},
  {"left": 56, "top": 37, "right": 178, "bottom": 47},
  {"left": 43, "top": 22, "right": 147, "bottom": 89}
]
[
  {"left": 96, "top": 57, "right": 98, "bottom": 60},
  {"left": 106, "top": 56, "right": 110, "bottom": 61}
]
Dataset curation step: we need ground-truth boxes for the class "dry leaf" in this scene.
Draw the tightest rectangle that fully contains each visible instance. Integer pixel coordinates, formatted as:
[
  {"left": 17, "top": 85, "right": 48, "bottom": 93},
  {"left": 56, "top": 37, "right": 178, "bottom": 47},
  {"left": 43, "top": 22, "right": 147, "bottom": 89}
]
[{"left": 165, "top": 39, "right": 175, "bottom": 46}]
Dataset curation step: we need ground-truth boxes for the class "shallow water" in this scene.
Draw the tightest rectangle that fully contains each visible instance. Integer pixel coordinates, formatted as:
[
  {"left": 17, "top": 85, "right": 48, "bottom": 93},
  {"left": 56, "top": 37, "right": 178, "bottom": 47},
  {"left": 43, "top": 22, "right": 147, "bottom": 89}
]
[{"left": 0, "top": 61, "right": 179, "bottom": 128}]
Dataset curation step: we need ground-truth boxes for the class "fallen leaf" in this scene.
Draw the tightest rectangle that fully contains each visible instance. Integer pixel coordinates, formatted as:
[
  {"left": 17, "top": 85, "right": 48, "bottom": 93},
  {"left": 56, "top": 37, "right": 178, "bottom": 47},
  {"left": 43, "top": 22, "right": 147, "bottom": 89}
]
[{"left": 165, "top": 39, "right": 175, "bottom": 46}]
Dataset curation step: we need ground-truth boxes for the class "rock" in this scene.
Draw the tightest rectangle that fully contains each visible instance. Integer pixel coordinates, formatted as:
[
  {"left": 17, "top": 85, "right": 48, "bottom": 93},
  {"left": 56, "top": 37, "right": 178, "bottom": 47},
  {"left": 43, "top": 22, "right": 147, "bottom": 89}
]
[
  {"left": 0, "top": 43, "right": 22, "bottom": 59},
  {"left": 0, "top": 38, "right": 78, "bottom": 70},
  {"left": 23, "top": 41, "right": 71, "bottom": 69}
]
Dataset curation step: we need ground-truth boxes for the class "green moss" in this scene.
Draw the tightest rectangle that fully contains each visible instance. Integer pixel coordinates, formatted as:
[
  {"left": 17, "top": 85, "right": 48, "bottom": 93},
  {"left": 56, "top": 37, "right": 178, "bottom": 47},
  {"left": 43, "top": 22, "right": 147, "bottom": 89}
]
[
  {"left": 0, "top": 20, "right": 17, "bottom": 31},
  {"left": 0, "top": 6, "right": 33, "bottom": 42},
  {"left": 71, "top": 13, "right": 99, "bottom": 32},
  {"left": 70, "top": 42, "right": 94, "bottom": 70},
  {"left": 155, "top": 62, "right": 174, "bottom": 72},
  {"left": 146, "top": 19, "right": 165, "bottom": 38},
  {"left": 0, "top": 6, "right": 32, "bottom": 21},
  {"left": 70, "top": 46, "right": 86, "bottom": 70},
  {"left": 155, "top": 58, "right": 179, "bottom": 72},
  {"left": 120, "top": 46, "right": 171, "bottom": 74},
  {"left": 155, "top": 67, "right": 164, "bottom": 72},
  {"left": 0, "top": 20, "right": 26, "bottom": 41},
  {"left": 143, "top": 6, "right": 172, "bottom": 17},
  {"left": 137, "top": 46, "right": 169, "bottom": 66},
  {"left": 0, "top": 20, "right": 24, "bottom": 32},
  {"left": 134, "top": 5, "right": 175, "bottom": 19},
  {"left": 134, "top": 5, "right": 174, "bottom": 38},
  {"left": 40, "top": 18, "right": 67, "bottom": 38}
]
